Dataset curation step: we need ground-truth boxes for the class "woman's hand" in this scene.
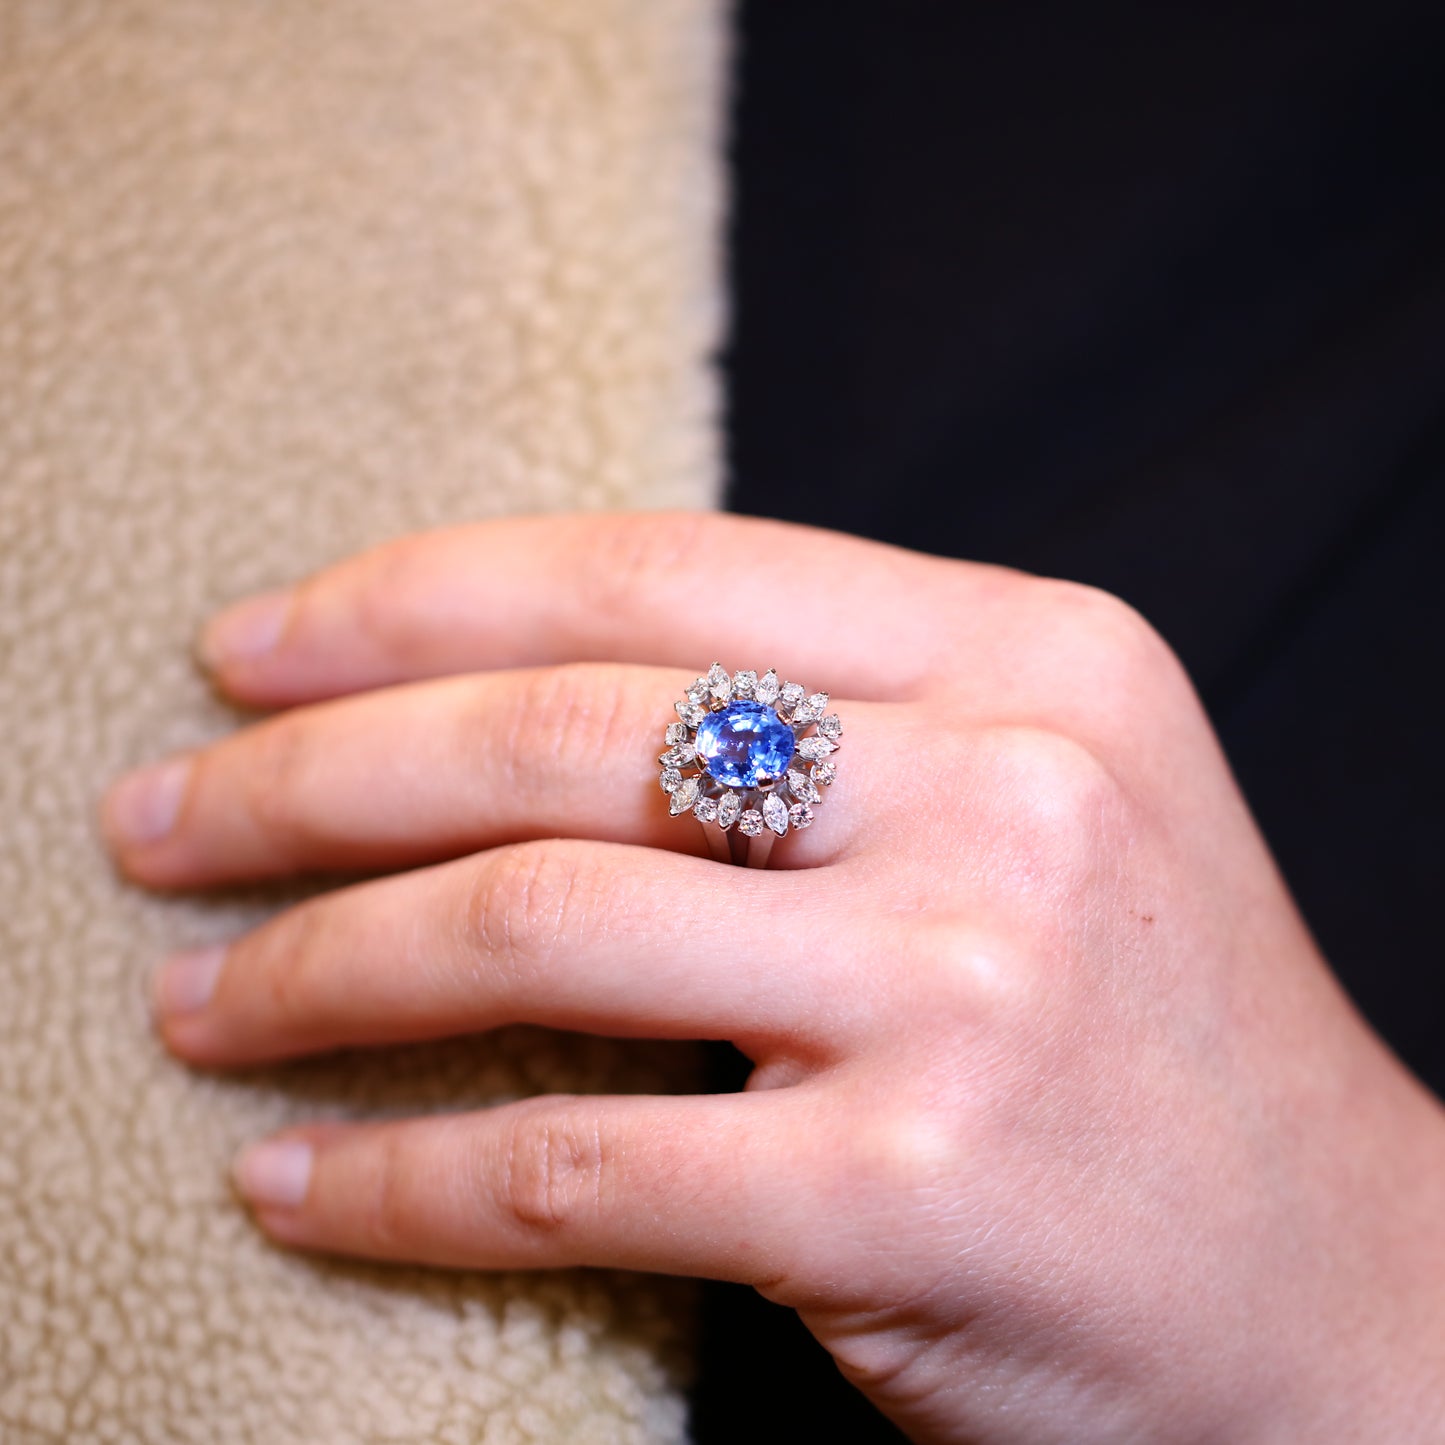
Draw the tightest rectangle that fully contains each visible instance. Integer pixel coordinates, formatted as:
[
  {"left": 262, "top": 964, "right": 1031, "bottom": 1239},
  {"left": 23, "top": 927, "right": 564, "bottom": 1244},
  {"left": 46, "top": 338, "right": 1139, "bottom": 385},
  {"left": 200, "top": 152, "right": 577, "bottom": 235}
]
[{"left": 101, "top": 512, "right": 1445, "bottom": 1444}]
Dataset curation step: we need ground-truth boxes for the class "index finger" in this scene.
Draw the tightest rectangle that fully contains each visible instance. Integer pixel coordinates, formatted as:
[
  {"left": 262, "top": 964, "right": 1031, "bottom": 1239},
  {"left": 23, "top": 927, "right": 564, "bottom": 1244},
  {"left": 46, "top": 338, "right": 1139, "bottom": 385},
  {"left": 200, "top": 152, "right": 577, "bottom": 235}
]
[{"left": 197, "top": 511, "right": 983, "bottom": 707}]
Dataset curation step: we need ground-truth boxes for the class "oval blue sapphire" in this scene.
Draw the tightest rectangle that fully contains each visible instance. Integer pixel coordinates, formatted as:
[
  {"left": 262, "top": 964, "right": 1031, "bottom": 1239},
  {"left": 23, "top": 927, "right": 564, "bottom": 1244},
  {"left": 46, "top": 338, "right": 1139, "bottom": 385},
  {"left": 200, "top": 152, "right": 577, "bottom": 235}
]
[{"left": 695, "top": 700, "right": 796, "bottom": 789}]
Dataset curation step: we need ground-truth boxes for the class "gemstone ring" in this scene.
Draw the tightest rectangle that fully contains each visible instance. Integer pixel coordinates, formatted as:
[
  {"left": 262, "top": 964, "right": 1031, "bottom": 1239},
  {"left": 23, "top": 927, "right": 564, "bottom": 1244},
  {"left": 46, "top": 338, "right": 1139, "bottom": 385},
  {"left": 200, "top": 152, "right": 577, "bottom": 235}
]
[{"left": 659, "top": 663, "right": 841, "bottom": 867}]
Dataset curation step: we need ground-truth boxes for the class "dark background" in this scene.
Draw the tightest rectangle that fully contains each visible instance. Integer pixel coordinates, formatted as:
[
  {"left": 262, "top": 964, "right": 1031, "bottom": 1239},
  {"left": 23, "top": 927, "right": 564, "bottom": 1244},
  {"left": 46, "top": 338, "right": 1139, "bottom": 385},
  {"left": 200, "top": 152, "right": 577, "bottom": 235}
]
[{"left": 700, "top": 3, "right": 1445, "bottom": 1438}]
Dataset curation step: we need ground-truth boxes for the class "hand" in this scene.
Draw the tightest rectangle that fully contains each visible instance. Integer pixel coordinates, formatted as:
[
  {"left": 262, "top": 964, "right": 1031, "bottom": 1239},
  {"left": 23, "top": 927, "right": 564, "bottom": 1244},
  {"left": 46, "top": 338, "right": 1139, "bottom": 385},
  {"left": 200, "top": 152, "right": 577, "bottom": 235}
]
[{"left": 101, "top": 511, "right": 1445, "bottom": 1444}]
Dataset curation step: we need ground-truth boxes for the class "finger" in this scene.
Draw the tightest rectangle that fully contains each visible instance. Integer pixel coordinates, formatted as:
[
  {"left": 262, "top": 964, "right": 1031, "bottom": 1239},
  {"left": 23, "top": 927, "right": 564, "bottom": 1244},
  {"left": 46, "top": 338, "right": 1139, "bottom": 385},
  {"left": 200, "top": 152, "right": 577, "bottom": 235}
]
[
  {"left": 196, "top": 510, "right": 976, "bottom": 707},
  {"left": 230, "top": 1092, "right": 809, "bottom": 1287},
  {"left": 101, "top": 663, "right": 869, "bottom": 888},
  {"left": 152, "top": 839, "right": 843, "bottom": 1066}
]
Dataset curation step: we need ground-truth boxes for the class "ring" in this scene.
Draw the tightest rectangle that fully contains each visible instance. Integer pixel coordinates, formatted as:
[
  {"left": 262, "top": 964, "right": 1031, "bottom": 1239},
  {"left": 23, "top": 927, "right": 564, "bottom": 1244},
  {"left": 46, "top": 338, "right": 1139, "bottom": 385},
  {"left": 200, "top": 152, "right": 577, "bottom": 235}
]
[{"left": 658, "top": 663, "right": 842, "bottom": 867}]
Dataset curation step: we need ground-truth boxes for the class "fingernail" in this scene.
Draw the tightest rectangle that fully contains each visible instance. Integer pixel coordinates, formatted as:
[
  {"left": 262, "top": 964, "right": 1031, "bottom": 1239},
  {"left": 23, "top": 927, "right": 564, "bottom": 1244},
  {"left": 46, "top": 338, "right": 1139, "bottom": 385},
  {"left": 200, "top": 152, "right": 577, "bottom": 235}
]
[
  {"left": 233, "top": 1138, "right": 313, "bottom": 1209},
  {"left": 151, "top": 944, "right": 225, "bottom": 1016},
  {"left": 198, "top": 588, "right": 292, "bottom": 672},
  {"left": 103, "top": 756, "right": 191, "bottom": 846}
]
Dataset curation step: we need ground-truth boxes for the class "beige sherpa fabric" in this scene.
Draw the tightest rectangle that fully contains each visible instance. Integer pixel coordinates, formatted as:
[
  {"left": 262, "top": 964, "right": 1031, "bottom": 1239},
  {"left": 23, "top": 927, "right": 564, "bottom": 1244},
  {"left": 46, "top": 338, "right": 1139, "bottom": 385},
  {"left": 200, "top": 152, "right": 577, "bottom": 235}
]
[{"left": 0, "top": 3, "right": 727, "bottom": 1441}]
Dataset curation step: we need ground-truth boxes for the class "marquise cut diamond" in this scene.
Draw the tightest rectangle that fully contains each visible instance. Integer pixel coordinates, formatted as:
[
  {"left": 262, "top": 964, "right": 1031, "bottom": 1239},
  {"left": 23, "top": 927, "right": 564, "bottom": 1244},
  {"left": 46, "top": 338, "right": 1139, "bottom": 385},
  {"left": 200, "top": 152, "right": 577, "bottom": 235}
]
[
  {"left": 707, "top": 662, "right": 732, "bottom": 704},
  {"left": 791, "top": 692, "right": 826, "bottom": 725},
  {"left": 762, "top": 793, "right": 789, "bottom": 836},
  {"left": 796, "top": 736, "right": 836, "bottom": 761},
  {"left": 668, "top": 776, "right": 701, "bottom": 815},
  {"left": 717, "top": 791, "right": 742, "bottom": 830},
  {"left": 786, "top": 769, "right": 820, "bottom": 804}
]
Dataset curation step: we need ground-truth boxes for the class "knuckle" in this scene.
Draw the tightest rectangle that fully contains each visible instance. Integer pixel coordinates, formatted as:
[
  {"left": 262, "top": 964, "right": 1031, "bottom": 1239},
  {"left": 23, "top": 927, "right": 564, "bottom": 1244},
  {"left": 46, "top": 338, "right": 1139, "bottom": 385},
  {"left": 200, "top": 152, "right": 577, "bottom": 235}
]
[
  {"left": 499, "top": 1099, "right": 606, "bottom": 1235},
  {"left": 242, "top": 719, "right": 321, "bottom": 855},
  {"left": 347, "top": 535, "right": 434, "bottom": 661},
  {"left": 574, "top": 512, "right": 714, "bottom": 623},
  {"left": 356, "top": 1127, "right": 414, "bottom": 1253},
  {"left": 990, "top": 721, "right": 1117, "bottom": 811},
  {"left": 904, "top": 919, "right": 1044, "bottom": 1026},
  {"left": 1038, "top": 578, "right": 1182, "bottom": 696},
  {"left": 497, "top": 664, "right": 637, "bottom": 806},
  {"left": 980, "top": 724, "right": 1125, "bottom": 894},
  {"left": 258, "top": 900, "right": 330, "bottom": 1018},
  {"left": 854, "top": 1103, "right": 962, "bottom": 1199},
  {"left": 464, "top": 842, "right": 589, "bottom": 985}
]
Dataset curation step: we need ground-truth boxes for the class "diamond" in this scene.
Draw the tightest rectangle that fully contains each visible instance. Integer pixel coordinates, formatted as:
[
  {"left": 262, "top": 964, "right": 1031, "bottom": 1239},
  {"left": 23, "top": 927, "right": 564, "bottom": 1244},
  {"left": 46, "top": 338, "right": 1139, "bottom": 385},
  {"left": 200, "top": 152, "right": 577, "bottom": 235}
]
[
  {"left": 812, "top": 760, "right": 837, "bottom": 786},
  {"left": 738, "top": 808, "right": 764, "bottom": 838},
  {"left": 818, "top": 713, "right": 843, "bottom": 741},
  {"left": 707, "top": 662, "right": 732, "bottom": 704},
  {"left": 694, "top": 794, "right": 720, "bottom": 824},
  {"left": 732, "top": 669, "right": 757, "bottom": 699},
  {"left": 675, "top": 699, "right": 706, "bottom": 728},
  {"left": 793, "top": 691, "right": 829, "bottom": 725},
  {"left": 695, "top": 700, "right": 796, "bottom": 788},
  {"left": 668, "top": 776, "right": 701, "bottom": 815},
  {"left": 788, "top": 802, "right": 814, "bottom": 829},
  {"left": 665, "top": 721, "right": 689, "bottom": 746},
  {"left": 756, "top": 669, "right": 780, "bottom": 705},
  {"left": 687, "top": 676, "right": 712, "bottom": 706},
  {"left": 660, "top": 767, "right": 683, "bottom": 793},
  {"left": 717, "top": 791, "right": 742, "bottom": 830},
  {"left": 762, "top": 792, "right": 789, "bottom": 836},
  {"left": 786, "top": 769, "right": 820, "bottom": 804},
  {"left": 777, "top": 682, "right": 805, "bottom": 719},
  {"left": 659, "top": 743, "right": 697, "bottom": 768},
  {"left": 796, "top": 735, "right": 837, "bottom": 761}
]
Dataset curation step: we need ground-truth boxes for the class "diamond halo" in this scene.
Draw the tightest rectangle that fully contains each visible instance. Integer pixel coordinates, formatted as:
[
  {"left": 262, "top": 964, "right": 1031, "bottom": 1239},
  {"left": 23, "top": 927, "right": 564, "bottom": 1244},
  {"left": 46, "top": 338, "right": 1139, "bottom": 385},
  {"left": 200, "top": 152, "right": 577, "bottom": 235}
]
[{"left": 659, "top": 663, "right": 842, "bottom": 861}]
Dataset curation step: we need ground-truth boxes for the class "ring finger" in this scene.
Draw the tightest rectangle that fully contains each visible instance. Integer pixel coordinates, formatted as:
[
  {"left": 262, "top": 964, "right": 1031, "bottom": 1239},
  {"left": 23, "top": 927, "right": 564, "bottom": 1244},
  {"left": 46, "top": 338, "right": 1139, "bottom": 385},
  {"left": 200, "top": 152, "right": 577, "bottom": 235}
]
[{"left": 103, "top": 662, "right": 867, "bottom": 888}]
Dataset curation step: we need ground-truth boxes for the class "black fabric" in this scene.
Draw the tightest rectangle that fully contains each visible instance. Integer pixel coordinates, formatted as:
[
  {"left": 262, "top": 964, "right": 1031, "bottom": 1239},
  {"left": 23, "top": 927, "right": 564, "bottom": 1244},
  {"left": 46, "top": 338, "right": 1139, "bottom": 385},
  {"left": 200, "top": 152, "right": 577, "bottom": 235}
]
[{"left": 697, "top": 3, "right": 1445, "bottom": 1439}]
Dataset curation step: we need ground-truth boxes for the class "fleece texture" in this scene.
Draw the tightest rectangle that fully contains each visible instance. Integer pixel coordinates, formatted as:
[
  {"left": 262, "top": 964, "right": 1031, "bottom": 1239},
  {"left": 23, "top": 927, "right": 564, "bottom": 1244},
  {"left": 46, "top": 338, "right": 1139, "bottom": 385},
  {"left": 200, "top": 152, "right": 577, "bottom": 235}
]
[{"left": 0, "top": 2, "right": 727, "bottom": 1440}]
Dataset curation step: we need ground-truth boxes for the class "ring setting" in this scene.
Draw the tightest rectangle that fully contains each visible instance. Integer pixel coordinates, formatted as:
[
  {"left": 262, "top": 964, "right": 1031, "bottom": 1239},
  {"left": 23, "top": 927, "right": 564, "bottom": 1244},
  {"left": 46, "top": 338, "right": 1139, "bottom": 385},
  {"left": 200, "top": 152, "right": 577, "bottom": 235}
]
[{"left": 659, "top": 663, "right": 841, "bottom": 865}]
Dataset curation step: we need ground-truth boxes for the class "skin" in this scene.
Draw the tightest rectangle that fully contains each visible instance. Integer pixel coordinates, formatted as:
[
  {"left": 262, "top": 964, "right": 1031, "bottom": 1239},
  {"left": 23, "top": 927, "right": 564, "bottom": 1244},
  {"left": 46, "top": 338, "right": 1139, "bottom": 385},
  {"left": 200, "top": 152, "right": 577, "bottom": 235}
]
[{"left": 100, "top": 511, "right": 1445, "bottom": 1443}]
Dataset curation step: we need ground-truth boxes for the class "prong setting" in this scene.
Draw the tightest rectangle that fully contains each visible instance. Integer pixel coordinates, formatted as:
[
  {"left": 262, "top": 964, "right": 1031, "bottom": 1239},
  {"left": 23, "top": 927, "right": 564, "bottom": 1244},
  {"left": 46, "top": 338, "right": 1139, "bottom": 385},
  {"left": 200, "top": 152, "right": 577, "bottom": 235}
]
[{"left": 659, "top": 662, "right": 843, "bottom": 845}]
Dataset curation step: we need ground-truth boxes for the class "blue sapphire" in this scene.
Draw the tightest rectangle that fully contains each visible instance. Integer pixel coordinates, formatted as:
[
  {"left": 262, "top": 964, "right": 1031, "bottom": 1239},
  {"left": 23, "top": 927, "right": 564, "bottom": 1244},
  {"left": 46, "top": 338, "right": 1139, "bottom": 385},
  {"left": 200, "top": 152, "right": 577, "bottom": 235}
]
[{"left": 695, "top": 701, "right": 796, "bottom": 789}]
